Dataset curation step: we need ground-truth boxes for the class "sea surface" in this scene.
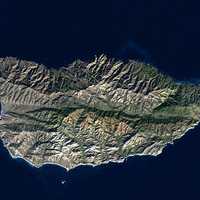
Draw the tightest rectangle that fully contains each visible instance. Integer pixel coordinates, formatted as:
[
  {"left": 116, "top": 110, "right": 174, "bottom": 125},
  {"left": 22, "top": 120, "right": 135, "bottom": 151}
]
[{"left": 0, "top": 1, "right": 200, "bottom": 200}]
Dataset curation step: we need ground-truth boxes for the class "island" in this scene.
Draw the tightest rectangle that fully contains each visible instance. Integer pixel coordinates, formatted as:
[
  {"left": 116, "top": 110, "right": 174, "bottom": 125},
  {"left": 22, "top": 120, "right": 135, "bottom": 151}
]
[{"left": 0, "top": 55, "right": 199, "bottom": 170}]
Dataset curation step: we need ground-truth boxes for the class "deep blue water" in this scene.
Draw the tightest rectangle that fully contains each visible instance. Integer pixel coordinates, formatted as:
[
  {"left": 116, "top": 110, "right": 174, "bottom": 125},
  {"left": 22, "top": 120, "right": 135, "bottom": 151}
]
[{"left": 1, "top": 1, "right": 200, "bottom": 199}]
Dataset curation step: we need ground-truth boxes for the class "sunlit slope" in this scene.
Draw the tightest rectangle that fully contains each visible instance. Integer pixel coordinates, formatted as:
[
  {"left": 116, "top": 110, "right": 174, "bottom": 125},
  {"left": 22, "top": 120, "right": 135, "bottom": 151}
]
[{"left": 0, "top": 55, "right": 199, "bottom": 170}]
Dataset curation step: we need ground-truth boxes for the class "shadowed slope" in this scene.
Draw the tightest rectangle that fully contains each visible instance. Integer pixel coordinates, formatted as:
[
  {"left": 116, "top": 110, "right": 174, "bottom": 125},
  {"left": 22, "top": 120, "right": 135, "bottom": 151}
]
[{"left": 0, "top": 55, "right": 199, "bottom": 170}]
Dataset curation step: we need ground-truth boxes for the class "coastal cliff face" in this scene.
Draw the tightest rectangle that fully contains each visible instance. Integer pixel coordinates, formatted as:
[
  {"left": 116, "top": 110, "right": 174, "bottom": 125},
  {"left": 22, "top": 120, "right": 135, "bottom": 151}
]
[{"left": 0, "top": 55, "right": 199, "bottom": 170}]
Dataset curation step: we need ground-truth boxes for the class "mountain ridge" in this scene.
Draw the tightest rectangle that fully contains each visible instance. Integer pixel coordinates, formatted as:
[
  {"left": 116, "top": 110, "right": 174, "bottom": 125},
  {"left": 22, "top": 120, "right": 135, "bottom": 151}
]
[{"left": 0, "top": 55, "right": 199, "bottom": 170}]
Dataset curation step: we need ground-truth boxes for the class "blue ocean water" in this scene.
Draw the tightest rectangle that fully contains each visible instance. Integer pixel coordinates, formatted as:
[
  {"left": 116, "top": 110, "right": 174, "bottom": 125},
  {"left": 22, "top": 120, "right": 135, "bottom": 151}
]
[{"left": 0, "top": 1, "right": 200, "bottom": 199}]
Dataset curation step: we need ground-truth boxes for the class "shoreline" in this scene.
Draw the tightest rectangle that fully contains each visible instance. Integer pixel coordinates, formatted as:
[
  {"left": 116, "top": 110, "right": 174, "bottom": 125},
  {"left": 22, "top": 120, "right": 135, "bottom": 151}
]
[
  {"left": 0, "top": 55, "right": 199, "bottom": 173},
  {"left": 2, "top": 120, "right": 199, "bottom": 172}
]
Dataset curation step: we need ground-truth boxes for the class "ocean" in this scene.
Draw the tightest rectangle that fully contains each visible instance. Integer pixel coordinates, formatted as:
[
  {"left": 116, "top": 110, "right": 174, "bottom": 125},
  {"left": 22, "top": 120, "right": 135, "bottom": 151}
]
[{"left": 0, "top": 1, "right": 200, "bottom": 199}]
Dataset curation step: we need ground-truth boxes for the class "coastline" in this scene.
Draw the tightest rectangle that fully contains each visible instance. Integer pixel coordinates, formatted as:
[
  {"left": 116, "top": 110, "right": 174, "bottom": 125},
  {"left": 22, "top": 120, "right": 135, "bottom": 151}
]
[
  {"left": 2, "top": 120, "right": 199, "bottom": 172},
  {"left": 0, "top": 56, "right": 199, "bottom": 173}
]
